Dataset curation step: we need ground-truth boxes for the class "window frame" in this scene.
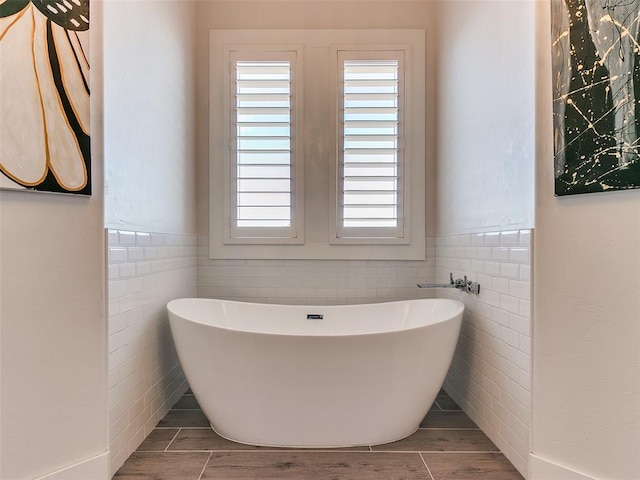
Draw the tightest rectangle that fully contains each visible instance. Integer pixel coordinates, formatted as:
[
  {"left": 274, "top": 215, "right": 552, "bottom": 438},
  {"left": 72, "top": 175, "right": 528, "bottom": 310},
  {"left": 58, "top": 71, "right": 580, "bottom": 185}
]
[
  {"left": 209, "top": 29, "right": 425, "bottom": 260},
  {"left": 331, "top": 47, "right": 410, "bottom": 244},
  {"left": 224, "top": 47, "right": 304, "bottom": 245}
]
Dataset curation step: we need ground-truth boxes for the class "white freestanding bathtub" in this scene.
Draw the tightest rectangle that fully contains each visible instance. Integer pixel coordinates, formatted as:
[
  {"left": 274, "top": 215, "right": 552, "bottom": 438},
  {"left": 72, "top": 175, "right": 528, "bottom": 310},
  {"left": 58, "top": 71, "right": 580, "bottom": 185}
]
[{"left": 167, "top": 297, "right": 464, "bottom": 448}]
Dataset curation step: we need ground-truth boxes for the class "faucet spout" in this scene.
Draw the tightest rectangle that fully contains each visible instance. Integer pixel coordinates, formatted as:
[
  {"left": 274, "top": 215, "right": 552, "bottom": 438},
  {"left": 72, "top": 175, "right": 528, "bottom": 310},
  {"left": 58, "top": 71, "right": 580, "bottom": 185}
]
[
  {"left": 418, "top": 272, "right": 456, "bottom": 289},
  {"left": 416, "top": 272, "right": 481, "bottom": 295}
]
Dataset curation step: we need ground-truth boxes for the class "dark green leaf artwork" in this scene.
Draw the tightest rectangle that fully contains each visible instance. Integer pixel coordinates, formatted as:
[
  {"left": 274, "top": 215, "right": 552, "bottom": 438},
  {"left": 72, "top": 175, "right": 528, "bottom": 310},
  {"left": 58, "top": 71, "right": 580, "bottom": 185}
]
[{"left": 551, "top": 0, "right": 640, "bottom": 195}]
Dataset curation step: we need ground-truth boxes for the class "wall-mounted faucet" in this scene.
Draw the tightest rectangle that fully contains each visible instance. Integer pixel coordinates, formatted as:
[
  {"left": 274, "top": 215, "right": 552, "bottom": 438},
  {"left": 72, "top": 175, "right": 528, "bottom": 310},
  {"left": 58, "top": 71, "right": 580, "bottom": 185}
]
[{"left": 417, "top": 272, "right": 481, "bottom": 295}]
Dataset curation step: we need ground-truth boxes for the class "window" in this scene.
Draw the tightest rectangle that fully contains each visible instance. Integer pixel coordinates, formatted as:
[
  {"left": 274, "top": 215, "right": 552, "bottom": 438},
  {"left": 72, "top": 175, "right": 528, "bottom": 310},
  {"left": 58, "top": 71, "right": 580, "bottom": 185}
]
[
  {"left": 233, "top": 58, "right": 292, "bottom": 230},
  {"left": 227, "top": 51, "right": 303, "bottom": 243},
  {"left": 333, "top": 50, "right": 406, "bottom": 243},
  {"left": 210, "top": 30, "right": 424, "bottom": 260}
]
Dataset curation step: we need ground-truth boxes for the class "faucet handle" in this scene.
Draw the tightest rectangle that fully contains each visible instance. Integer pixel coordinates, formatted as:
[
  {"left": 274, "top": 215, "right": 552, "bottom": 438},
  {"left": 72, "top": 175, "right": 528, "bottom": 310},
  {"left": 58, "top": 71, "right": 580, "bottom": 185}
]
[{"left": 447, "top": 272, "right": 481, "bottom": 295}]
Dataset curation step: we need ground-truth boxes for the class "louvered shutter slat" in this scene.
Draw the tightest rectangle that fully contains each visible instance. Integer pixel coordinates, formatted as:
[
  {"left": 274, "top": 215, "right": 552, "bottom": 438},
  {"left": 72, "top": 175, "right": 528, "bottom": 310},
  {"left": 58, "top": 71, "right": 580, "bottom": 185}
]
[
  {"left": 232, "top": 59, "right": 293, "bottom": 229},
  {"left": 339, "top": 57, "right": 403, "bottom": 232}
]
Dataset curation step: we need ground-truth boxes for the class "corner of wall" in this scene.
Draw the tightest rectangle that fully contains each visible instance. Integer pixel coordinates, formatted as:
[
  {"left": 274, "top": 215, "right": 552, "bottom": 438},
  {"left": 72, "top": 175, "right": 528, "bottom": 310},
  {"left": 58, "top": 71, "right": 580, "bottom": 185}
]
[
  {"left": 529, "top": 454, "right": 600, "bottom": 480},
  {"left": 34, "top": 452, "right": 110, "bottom": 480},
  {"left": 437, "top": 229, "right": 532, "bottom": 478},
  {"left": 107, "top": 229, "right": 197, "bottom": 475}
]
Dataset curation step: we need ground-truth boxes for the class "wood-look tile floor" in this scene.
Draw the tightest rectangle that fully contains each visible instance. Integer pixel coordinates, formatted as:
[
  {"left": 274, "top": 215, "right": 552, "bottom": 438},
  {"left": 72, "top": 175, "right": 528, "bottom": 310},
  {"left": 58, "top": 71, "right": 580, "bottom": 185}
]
[{"left": 115, "top": 390, "right": 524, "bottom": 480}]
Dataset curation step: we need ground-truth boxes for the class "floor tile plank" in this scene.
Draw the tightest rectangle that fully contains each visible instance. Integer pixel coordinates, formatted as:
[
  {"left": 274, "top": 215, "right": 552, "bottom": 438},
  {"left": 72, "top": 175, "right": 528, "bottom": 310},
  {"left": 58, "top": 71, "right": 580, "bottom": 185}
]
[
  {"left": 435, "top": 395, "right": 461, "bottom": 411},
  {"left": 420, "top": 410, "right": 478, "bottom": 429},
  {"left": 169, "top": 428, "right": 254, "bottom": 451},
  {"left": 422, "top": 452, "right": 524, "bottom": 479},
  {"left": 157, "top": 409, "right": 209, "bottom": 428},
  {"left": 168, "top": 427, "right": 369, "bottom": 451},
  {"left": 172, "top": 394, "right": 201, "bottom": 410},
  {"left": 372, "top": 429, "right": 498, "bottom": 452},
  {"left": 136, "top": 429, "right": 179, "bottom": 452},
  {"left": 201, "top": 451, "right": 431, "bottom": 479},
  {"left": 114, "top": 452, "right": 210, "bottom": 479}
]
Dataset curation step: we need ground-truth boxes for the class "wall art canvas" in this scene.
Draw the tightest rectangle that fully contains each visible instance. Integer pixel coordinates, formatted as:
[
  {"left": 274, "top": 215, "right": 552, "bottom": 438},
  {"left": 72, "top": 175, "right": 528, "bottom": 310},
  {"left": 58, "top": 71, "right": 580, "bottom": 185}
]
[
  {"left": 0, "top": 0, "right": 90, "bottom": 195},
  {"left": 552, "top": 0, "right": 640, "bottom": 195}
]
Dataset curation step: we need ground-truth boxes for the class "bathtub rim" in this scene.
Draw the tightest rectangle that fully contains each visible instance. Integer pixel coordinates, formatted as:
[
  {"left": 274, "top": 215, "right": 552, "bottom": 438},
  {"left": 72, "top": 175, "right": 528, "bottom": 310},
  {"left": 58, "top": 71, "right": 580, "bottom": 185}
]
[{"left": 167, "top": 297, "right": 464, "bottom": 339}]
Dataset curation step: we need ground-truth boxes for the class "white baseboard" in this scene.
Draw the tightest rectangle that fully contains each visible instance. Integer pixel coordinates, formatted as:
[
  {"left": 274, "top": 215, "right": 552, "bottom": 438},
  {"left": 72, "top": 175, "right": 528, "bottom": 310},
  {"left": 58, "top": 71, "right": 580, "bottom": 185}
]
[
  {"left": 530, "top": 453, "right": 599, "bottom": 480},
  {"left": 34, "top": 451, "right": 109, "bottom": 480}
]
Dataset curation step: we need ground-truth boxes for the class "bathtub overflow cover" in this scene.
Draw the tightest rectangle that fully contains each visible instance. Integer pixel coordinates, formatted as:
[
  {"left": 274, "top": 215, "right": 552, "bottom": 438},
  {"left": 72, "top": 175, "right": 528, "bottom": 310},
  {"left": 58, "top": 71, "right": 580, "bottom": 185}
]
[{"left": 307, "top": 314, "right": 323, "bottom": 320}]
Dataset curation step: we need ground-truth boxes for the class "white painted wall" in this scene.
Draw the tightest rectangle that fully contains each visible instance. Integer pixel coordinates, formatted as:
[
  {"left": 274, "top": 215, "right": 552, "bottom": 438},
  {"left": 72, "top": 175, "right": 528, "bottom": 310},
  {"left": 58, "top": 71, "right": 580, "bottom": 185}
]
[
  {"left": 195, "top": 0, "right": 438, "bottom": 238},
  {"left": 431, "top": 3, "right": 535, "bottom": 476},
  {"left": 102, "top": 1, "right": 198, "bottom": 476},
  {"left": 434, "top": 0, "right": 535, "bottom": 235},
  {"left": 195, "top": 0, "right": 439, "bottom": 294},
  {"left": 104, "top": 0, "right": 196, "bottom": 474},
  {"left": 104, "top": 0, "right": 197, "bottom": 236},
  {"left": 532, "top": 3, "right": 640, "bottom": 479},
  {"left": 0, "top": 3, "right": 108, "bottom": 479}
]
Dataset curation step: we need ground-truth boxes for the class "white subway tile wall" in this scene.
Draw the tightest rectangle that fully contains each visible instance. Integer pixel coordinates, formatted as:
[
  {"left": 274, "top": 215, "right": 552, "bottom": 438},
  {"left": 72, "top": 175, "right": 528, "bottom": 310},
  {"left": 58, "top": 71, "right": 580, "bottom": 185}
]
[
  {"left": 436, "top": 230, "right": 532, "bottom": 478},
  {"left": 113, "top": 232, "right": 528, "bottom": 476},
  {"left": 107, "top": 229, "right": 197, "bottom": 475},
  {"left": 197, "top": 238, "right": 436, "bottom": 304}
]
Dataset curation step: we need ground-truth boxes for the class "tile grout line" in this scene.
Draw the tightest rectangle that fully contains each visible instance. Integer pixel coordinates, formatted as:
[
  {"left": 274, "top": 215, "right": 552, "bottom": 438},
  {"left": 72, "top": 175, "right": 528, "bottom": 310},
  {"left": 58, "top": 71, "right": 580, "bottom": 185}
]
[
  {"left": 419, "top": 450, "right": 502, "bottom": 454},
  {"left": 418, "top": 428, "right": 480, "bottom": 431},
  {"left": 161, "top": 449, "right": 377, "bottom": 453},
  {"left": 419, "top": 452, "right": 436, "bottom": 480},
  {"left": 130, "top": 448, "right": 507, "bottom": 459},
  {"left": 158, "top": 449, "right": 502, "bottom": 454},
  {"left": 165, "top": 428, "right": 182, "bottom": 452},
  {"left": 197, "top": 452, "right": 213, "bottom": 480},
  {"left": 156, "top": 426, "right": 211, "bottom": 429},
  {"left": 152, "top": 450, "right": 216, "bottom": 453},
  {"left": 372, "top": 450, "right": 500, "bottom": 454},
  {"left": 159, "top": 447, "right": 504, "bottom": 455}
]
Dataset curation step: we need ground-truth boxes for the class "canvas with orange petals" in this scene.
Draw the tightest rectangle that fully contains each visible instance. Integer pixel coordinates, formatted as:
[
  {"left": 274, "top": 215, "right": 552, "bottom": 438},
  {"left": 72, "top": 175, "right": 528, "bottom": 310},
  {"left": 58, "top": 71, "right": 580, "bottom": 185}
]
[{"left": 0, "top": 0, "right": 90, "bottom": 195}]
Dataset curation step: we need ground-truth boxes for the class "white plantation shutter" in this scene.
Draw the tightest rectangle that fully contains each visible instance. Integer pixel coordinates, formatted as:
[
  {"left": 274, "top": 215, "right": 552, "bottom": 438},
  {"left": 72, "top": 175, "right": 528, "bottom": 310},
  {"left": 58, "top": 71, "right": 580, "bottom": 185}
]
[
  {"left": 211, "top": 31, "right": 424, "bottom": 259},
  {"left": 228, "top": 50, "right": 302, "bottom": 241},
  {"left": 337, "top": 51, "right": 405, "bottom": 239}
]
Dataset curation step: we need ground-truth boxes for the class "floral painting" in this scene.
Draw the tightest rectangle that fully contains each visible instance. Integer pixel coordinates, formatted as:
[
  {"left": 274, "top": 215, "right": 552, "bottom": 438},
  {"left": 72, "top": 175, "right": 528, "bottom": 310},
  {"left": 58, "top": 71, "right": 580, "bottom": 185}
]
[
  {"left": 551, "top": 0, "right": 640, "bottom": 195},
  {"left": 0, "top": 0, "right": 90, "bottom": 195}
]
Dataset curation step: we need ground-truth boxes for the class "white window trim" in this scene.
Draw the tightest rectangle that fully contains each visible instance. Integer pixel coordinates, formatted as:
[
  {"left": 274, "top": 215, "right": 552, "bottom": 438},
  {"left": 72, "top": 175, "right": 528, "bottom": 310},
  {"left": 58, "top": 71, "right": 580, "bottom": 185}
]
[
  {"left": 223, "top": 47, "right": 304, "bottom": 245},
  {"left": 330, "top": 47, "right": 411, "bottom": 245},
  {"left": 209, "top": 29, "right": 425, "bottom": 260}
]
